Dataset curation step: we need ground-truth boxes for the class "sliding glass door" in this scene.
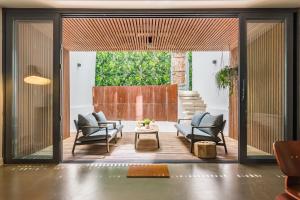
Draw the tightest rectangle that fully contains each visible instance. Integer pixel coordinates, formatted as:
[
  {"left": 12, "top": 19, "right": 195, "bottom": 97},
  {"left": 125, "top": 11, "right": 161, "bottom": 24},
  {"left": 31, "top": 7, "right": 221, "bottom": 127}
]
[
  {"left": 5, "top": 11, "right": 61, "bottom": 163},
  {"left": 239, "top": 13, "right": 294, "bottom": 162}
]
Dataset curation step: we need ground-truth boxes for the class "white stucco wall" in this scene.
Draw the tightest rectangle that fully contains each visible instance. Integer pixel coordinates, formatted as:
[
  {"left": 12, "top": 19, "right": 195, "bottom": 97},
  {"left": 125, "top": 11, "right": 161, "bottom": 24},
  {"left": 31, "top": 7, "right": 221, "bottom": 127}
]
[
  {"left": 0, "top": 8, "right": 3, "bottom": 165},
  {"left": 192, "top": 51, "right": 230, "bottom": 135},
  {"left": 70, "top": 52, "right": 96, "bottom": 132}
]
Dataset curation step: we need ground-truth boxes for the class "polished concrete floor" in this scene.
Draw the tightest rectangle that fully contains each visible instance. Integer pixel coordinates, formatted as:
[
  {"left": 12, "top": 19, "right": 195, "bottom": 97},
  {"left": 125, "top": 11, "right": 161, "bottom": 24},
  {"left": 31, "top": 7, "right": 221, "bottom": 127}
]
[{"left": 0, "top": 163, "right": 284, "bottom": 200}]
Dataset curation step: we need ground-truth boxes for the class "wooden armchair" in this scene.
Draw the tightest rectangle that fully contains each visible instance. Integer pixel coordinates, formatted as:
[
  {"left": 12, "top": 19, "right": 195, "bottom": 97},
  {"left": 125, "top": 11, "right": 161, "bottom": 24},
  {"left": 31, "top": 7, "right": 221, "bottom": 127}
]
[
  {"left": 273, "top": 141, "right": 300, "bottom": 200},
  {"left": 176, "top": 118, "right": 227, "bottom": 153},
  {"left": 72, "top": 120, "right": 118, "bottom": 154},
  {"left": 92, "top": 112, "right": 123, "bottom": 137}
]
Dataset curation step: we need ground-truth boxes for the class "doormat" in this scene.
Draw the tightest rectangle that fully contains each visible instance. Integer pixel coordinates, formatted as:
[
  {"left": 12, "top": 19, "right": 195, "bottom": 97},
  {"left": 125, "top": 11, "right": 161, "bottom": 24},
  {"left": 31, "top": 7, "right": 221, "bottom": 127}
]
[{"left": 127, "top": 164, "right": 170, "bottom": 178}]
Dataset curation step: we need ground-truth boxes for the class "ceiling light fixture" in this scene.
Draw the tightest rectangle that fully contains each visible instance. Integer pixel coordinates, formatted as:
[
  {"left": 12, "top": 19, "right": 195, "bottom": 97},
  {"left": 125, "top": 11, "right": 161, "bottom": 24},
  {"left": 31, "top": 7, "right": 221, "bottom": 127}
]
[{"left": 147, "top": 36, "right": 153, "bottom": 48}]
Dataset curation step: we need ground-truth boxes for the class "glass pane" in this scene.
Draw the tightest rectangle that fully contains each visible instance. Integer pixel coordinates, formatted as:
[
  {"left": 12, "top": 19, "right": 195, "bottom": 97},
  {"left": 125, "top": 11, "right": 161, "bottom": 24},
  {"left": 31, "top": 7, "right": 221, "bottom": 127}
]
[
  {"left": 12, "top": 20, "right": 53, "bottom": 159},
  {"left": 246, "top": 20, "right": 285, "bottom": 156}
]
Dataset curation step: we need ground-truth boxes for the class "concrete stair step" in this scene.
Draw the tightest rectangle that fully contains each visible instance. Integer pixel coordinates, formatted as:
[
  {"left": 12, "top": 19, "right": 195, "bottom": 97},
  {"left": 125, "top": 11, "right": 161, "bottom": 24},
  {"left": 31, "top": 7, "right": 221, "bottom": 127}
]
[
  {"left": 182, "top": 107, "right": 200, "bottom": 111},
  {"left": 182, "top": 101, "right": 205, "bottom": 106},
  {"left": 181, "top": 97, "right": 203, "bottom": 101},
  {"left": 179, "top": 91, "right": 200, "bottom": 97},
  {"left": 181, "top": 102, "right": 204, "bottom": 107},
  {"left": 183, "top": 111, "right": 196, "bottom": 115},
  {"left": 179, "top": 90, "right": 206, "bottom": 118},
  {"left": 179, "top": 94, "right": 200, "bottom": 98},
  {"left": 194, "top": 108, "right": 206, "bottom": 112},
  {"left": 181, "top": 116, "right": 193, "bottom": 120},
  {"left": 182, "top": 104, "right": 205, "bottom": 108},
  {"left": 183, "top": 106, "right": 206, "bottom": 111},
  {"left": 194, "top": 109, "right": 206, "bottom": 112},
  {"left": 180, "top": 97, "right": 202, "bottom": 100},
  {"left": 194, "top": 104, "right": 207, "bottom": 108},
  {"left": 183, "top": 108, "right": 197, "bottom": 112}
]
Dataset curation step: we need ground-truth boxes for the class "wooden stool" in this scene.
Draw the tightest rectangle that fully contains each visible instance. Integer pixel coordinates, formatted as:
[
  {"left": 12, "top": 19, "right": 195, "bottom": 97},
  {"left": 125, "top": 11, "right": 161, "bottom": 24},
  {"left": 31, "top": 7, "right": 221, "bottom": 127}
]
[{"left": 194, "top": 141, "right": 217, "bottom": 159}]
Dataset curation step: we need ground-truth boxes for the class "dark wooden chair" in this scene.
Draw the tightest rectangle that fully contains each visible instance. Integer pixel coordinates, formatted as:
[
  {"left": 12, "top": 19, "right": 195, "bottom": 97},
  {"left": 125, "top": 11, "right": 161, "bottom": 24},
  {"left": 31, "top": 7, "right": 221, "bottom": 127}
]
[
  {"left": 273, "top": 141, "right": 300, "bottom": 200},
  {"left": 72, "top": 120, "right": 118, "bottom": 154},
  {"left": 92, "top": 111, "right": 124, "bottom": 137},
  {"left": 176, "top": 119, "right": 227, "bottom": 153}
]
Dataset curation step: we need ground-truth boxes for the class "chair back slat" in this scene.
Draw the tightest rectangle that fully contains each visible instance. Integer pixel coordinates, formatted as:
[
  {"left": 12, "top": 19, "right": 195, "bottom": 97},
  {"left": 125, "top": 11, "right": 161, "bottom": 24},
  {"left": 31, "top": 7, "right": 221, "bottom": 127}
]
[
  {"left": 273, "top": 141, "right": 300, "bottom": 176},
  {"left": 220, "top": 120, "right": 226, "bottom": 132}
]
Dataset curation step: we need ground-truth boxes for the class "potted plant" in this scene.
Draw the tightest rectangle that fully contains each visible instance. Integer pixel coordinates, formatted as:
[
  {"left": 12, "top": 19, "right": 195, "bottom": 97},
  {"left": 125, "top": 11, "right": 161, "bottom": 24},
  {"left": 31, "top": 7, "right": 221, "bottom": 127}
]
[
  {"left": 143, "top": 118, "right": 151, "bottom": 129},
  {"left": 215, "top": 65, "right": 238, "bottom": 95}
]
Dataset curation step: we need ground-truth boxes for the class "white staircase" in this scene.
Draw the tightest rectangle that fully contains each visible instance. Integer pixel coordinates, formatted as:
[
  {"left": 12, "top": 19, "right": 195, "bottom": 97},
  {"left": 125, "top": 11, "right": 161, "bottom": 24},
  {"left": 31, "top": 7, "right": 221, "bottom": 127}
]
[{"left": 178, "top": 91, "right": 206, "bottom": 119}]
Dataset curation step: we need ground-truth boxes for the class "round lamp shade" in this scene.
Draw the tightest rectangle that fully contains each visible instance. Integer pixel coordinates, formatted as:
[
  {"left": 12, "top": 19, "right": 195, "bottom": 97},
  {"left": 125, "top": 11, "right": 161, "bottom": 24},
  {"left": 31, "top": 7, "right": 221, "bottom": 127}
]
[
  {"left": 24, "top": 75, "right": 51, "bottom": 85},
  {"left": 24, "top": 65, "right": 51, "bottom": 85}
]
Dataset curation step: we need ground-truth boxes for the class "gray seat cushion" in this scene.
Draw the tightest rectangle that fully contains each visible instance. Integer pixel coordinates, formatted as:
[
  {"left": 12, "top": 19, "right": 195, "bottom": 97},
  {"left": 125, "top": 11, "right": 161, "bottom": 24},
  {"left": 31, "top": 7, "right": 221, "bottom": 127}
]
[
  {"left": 93, "top": 111, "right": 107, "bottom": 122},
  {"left": 101, "top": 124, "right": 124, "bottom": 131},
  {"left": 198, "top": 114, "right": 223, "bottom": 137},
  {"left": 77, "top": 129, "right": 118, "bottom": 142},
  {"left": 191, "top": 112, "right": 209, "bottom": 126},
  {"left": 78, "top": 114, "right": 100, "bottom": 136},
  {"left": 175, "top": 124, "right": 221, "bottom": 142},
  {"left": 175, "top": 123, "right": 191, "bottom": 136}
]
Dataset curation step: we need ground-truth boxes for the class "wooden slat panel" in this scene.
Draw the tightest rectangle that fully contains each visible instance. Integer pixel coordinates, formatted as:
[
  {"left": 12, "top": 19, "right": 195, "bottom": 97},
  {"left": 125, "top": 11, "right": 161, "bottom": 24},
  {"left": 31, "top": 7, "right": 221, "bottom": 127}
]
[
  {"left": 15, "top": 21, "right": 53, "bottom": 157},
  {"left": 93, "top": 85, "right": 178, "bottom": 121},
  {"left": 62, "top": 18, "right": 239, "bottom": 51},
  {"left": 246, "top": 22, "right": 285, "bottom": 155}
]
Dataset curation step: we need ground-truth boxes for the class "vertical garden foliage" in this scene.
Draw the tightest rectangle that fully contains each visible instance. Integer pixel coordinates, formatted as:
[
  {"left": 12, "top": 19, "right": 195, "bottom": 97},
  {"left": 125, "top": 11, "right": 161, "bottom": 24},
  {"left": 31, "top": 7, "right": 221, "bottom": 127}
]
[
  {"left": 95, "top": 51, "right": 171, "bottom": 86},
  {"left": 188, "top": 52, "right": 193, "bottom": 90}
]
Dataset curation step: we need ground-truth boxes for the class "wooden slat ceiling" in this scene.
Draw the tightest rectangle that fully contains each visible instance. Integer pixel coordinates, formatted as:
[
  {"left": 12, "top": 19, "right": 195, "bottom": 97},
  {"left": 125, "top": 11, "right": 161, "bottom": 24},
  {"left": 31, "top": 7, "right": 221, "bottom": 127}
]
[{"left": 63, "top": 18, "right": 239, "bottom": 51}]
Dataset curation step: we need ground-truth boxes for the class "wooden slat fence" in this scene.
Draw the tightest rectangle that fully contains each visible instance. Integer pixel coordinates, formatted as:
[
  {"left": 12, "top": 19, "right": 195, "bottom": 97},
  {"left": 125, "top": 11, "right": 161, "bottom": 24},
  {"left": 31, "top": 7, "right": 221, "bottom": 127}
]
[{"left": 93, "top": 84, "right": 178, "bottom": 121}]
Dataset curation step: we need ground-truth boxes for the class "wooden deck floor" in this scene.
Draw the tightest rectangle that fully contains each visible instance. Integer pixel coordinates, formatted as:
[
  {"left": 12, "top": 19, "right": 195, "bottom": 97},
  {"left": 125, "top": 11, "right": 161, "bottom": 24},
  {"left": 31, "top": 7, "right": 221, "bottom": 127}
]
[{"left": 63, "top": 132, "right": 239, "bottom": 162}]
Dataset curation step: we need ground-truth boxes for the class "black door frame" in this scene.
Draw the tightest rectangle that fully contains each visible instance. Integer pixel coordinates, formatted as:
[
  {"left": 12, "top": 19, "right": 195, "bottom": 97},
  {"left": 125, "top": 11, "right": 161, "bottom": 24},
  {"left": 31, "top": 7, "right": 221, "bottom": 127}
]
[
  {"left": 239, "top": 12, "right": 294, "bottom": 163},
  {"left": 2, "top": 8, "right": 298, "bottom": 164},
  {"left": 297, "top": 9, "right": 300, "bottom": 141},
  {"left": 3, "top": 10, "right": 62, "bottom": 164}
]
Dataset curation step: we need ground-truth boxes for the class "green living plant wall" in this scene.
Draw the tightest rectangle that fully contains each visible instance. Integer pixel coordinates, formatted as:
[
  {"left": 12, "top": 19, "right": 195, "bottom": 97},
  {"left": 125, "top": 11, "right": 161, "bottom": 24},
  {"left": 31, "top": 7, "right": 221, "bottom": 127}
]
[
  {"left": 95, "top": 51, "right": 171, "bottom": 86},
  {"left": 188, "top": 52, "right": 192, "bottom": 90}
]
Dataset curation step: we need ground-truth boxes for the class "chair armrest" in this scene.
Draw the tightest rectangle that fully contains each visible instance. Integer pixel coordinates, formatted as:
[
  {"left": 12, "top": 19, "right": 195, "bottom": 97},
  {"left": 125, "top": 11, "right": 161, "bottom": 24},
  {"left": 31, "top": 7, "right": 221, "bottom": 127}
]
[
  {"left": 98, "top": 122, "right": 116, "bottom": 124},
  {"left": 80, "top": 125, "right": 106, "bottom": 128},
  {"left": 177, "top": 118, "right": 192, "bottom": 124},
  {"left": 192, "top": 125, "right": 217, "bottom": 129},
  {"left": 79, "top": 126, "right": 109, "bottom": 137},
  {"left": 105, "top": 120, "right": 122, "bottom": 126},
  {"left": 191, "top": 125, "right": 217, "bottom": 135},
  {"left": 98, "top": 121, "right": 117, "bottom": 128}
]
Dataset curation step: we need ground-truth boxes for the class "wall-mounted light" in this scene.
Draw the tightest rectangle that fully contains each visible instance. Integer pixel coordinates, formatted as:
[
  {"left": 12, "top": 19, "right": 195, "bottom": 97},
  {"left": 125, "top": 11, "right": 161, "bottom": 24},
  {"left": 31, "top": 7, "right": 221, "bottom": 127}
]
[
  {"left": 147, "top": 36, "right": 153, "bottom": 48},
  {"left": 24, "top": 65, "right": 51, "bottom": 85}
]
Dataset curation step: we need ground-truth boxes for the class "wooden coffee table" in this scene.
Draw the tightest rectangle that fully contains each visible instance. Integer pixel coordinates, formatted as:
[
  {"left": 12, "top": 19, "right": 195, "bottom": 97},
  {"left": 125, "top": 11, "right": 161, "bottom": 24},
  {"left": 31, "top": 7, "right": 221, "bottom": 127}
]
[{"left": 134, "top": 125, "right": 160, "bottom": 149}]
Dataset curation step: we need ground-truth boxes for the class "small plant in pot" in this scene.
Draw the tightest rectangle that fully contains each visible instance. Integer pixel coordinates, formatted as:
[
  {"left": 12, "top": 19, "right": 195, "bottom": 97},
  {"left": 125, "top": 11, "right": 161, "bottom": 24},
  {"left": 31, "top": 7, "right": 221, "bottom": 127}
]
[
  {"left": 143, "top": 118, "right": 151, "bottom": 129},
  {"left": 215, "top": 65, "right": 238, "bottom": 95}
]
